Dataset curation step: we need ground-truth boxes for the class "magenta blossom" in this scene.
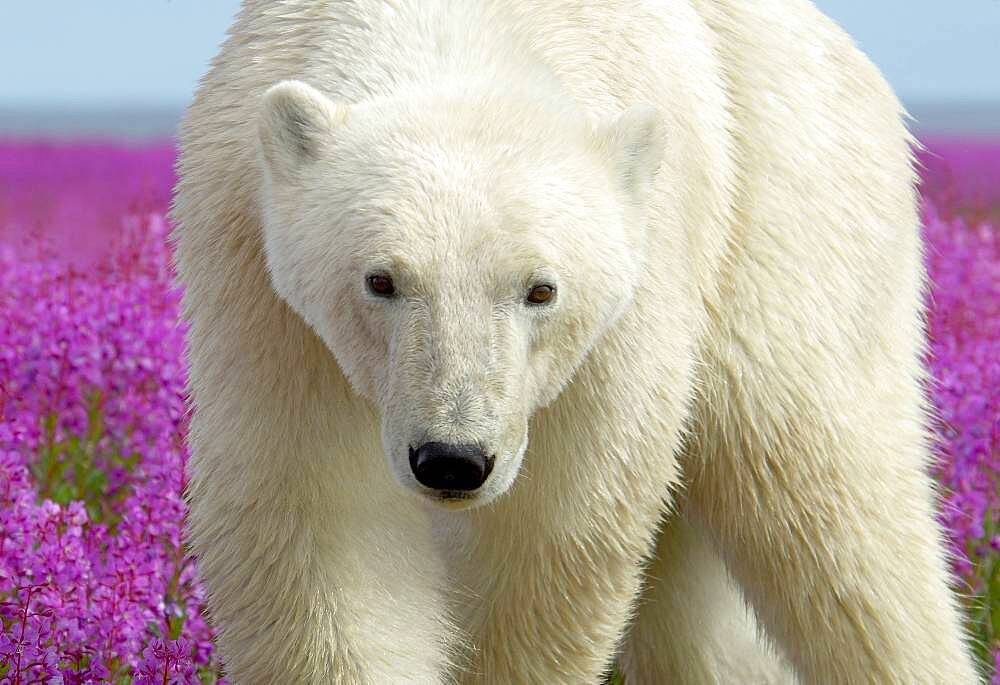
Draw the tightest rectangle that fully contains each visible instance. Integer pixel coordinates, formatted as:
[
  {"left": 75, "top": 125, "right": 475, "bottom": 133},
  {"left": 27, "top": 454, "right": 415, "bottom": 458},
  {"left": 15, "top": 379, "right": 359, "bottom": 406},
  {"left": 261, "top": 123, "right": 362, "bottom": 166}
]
[{"left": 0, "top": 137, "right": 997, "bottom": 682}]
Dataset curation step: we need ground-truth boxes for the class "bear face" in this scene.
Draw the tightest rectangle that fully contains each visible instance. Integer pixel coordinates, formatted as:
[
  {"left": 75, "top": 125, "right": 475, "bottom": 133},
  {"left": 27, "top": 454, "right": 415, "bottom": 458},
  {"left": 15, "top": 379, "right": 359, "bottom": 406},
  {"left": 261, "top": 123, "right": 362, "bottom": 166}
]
[{"left": 257, "top": 80, "right": 664, "bottom": 508}]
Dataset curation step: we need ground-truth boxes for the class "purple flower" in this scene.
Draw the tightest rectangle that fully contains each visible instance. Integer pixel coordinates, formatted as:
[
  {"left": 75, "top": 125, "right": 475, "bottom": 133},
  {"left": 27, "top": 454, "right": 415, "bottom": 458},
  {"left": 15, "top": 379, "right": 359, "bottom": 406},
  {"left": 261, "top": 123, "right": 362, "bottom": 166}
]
[
  {"left": 0, "top": 135, "right": 995, "bottom": 683},
  {"left": 0, "top": 142, "right": 220, "bottom": 682}
]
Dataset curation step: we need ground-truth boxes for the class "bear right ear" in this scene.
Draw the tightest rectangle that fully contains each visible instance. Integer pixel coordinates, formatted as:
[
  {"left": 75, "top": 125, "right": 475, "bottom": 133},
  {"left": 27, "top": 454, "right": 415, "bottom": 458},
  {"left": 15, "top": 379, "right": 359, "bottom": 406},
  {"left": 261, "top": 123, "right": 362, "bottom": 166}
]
[{"left": 258, "top": 80, "right": 348, "bottom": 182}]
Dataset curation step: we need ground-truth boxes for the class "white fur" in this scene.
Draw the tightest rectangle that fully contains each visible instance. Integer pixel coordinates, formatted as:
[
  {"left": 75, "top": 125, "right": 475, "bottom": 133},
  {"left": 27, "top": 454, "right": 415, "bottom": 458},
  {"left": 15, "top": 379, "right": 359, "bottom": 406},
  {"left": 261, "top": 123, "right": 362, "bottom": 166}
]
[{"left": 173, "top": 0, "right": 979, "bottom": 683}]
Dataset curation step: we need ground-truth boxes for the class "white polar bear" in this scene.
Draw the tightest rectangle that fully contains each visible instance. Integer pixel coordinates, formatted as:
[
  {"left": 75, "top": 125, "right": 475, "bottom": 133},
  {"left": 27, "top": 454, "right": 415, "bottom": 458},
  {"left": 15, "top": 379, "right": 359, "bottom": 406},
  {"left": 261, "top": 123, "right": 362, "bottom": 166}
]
[{"left": 173, "top": 1, "right": 978, "bottom": 683}]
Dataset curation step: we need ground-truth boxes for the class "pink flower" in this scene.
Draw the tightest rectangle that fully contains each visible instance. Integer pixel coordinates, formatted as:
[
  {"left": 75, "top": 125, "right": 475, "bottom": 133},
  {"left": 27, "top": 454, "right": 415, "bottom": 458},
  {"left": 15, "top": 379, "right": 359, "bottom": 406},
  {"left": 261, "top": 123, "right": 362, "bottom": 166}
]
[{"left": 0, "top": 136, "right": 995, "bottom": 683}]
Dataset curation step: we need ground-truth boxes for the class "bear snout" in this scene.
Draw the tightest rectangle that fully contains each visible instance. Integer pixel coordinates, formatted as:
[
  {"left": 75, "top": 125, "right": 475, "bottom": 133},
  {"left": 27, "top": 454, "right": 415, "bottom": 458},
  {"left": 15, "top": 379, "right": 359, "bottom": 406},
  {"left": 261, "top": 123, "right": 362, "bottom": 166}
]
[{"left": 408, "top": 442, "right": 495, "bottom": 492}]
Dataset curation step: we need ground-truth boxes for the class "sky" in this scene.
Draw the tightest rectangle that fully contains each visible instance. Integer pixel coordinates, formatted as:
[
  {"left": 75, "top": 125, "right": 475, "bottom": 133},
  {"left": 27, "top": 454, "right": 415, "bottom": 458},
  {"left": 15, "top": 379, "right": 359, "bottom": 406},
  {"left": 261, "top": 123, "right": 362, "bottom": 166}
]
[{"left": 1, "top": 1, "right": 998, "bottom": 109}]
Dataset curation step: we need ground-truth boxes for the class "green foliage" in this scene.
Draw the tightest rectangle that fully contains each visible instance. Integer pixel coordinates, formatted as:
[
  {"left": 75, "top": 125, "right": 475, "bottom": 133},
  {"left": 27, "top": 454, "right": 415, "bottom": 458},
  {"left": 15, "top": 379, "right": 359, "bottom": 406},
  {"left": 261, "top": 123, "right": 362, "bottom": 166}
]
[
  {"left": 971, "top": 504, "right": 1000, "bottom": 676},
  {"left": 32, "top": 393, "right": 139, "bottom": 530}
]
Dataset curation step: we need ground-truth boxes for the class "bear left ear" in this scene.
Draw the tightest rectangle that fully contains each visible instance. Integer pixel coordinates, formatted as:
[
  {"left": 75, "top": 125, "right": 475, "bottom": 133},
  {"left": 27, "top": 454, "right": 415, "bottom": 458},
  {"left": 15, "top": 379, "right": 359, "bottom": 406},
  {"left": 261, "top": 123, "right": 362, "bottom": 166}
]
[
  {"left": 591, "top": 104, "right": 666, "bottom": 204},
  {"left": 258, "top": 80, "right": 349, "bottom": 183}
]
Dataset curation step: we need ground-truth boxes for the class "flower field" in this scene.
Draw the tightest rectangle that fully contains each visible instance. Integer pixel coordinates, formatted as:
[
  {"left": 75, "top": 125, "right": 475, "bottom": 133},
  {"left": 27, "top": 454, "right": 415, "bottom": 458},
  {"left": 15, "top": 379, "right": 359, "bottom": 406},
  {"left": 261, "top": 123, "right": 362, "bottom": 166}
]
[{"left": 0, "top": 138, "right": 998, "bottom": 683}]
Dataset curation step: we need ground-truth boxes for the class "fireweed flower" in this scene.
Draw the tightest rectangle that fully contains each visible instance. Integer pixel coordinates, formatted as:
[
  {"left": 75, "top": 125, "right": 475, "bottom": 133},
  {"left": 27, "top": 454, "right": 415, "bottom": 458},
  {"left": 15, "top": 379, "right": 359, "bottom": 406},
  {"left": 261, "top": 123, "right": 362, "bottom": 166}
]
[
  {"left": 922, "top": 188, "right": 1000, "bottom": 679},
  {"left": 0, "top": 143, "right": 212, "bottom": 682},
  {"left": 918, "top": 137, "right": 1000, "bottom": 227},
  {"left": 0, "top": 139, "right": 997, "bottom": 682}
]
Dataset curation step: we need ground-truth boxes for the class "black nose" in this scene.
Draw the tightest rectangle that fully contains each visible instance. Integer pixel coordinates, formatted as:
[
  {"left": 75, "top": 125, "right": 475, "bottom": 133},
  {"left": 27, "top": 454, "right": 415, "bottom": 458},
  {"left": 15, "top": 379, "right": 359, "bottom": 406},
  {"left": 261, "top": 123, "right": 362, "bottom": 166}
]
[{"left": 409, "top": 442, "right": 494, "bottom": 492}]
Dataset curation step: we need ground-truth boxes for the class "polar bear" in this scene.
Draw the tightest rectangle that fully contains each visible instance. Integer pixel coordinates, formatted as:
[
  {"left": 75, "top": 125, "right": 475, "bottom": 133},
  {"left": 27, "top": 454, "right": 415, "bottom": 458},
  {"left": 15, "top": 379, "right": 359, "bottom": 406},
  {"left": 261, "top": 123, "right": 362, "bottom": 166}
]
[{"left": 173, "top": 0, "right": 978, "bottom": 683}]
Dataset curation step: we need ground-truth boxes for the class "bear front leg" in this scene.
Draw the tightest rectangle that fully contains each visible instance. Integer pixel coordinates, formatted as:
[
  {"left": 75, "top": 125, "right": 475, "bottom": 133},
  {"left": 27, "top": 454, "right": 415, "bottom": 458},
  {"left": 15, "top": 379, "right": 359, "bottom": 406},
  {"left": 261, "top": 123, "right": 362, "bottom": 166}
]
[
  {"left": 436, "top": 514, "right": 654, "bottom": 684},
  {"left": 686, "top": 361, "right": 979, "bottom": 683},
  {"left": 434, "top": 363, "right": 689, "bottom": 683},
  {"left": 185, "top": 341, "right": 455, "bottom": 684},
  {"left": 619, "top": 513, "right": 795, "bottom": 684},
  {"left": 189, "top": 475, "right": 453, "bottom": 684}
]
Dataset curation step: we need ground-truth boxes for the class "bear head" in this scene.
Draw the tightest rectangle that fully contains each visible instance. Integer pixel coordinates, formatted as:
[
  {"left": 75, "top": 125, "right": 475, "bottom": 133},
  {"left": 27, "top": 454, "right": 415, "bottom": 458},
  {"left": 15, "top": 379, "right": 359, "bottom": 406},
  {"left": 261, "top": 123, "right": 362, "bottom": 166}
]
[{"left": 257, "top": 79, "right": 664, "bottom": 509}]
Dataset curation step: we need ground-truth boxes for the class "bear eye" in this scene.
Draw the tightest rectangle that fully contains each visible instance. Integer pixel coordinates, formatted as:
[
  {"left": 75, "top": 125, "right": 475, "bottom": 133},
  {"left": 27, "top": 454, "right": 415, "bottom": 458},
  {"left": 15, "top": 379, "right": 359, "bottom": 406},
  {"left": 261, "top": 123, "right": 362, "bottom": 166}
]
[
  {"left": 367, "top": 273, "right": 396, "bottom": 298},
  {"left": 525, "top": 284, "right": 556, "bottom": 305}
]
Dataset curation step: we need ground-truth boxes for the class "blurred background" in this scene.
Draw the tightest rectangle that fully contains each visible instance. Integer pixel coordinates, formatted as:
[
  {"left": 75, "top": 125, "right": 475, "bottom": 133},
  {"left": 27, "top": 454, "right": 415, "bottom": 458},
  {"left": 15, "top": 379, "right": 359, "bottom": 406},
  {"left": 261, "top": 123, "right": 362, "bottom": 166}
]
[{"left": 1, "top": 0, "right": 998, "bottom": 139}]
